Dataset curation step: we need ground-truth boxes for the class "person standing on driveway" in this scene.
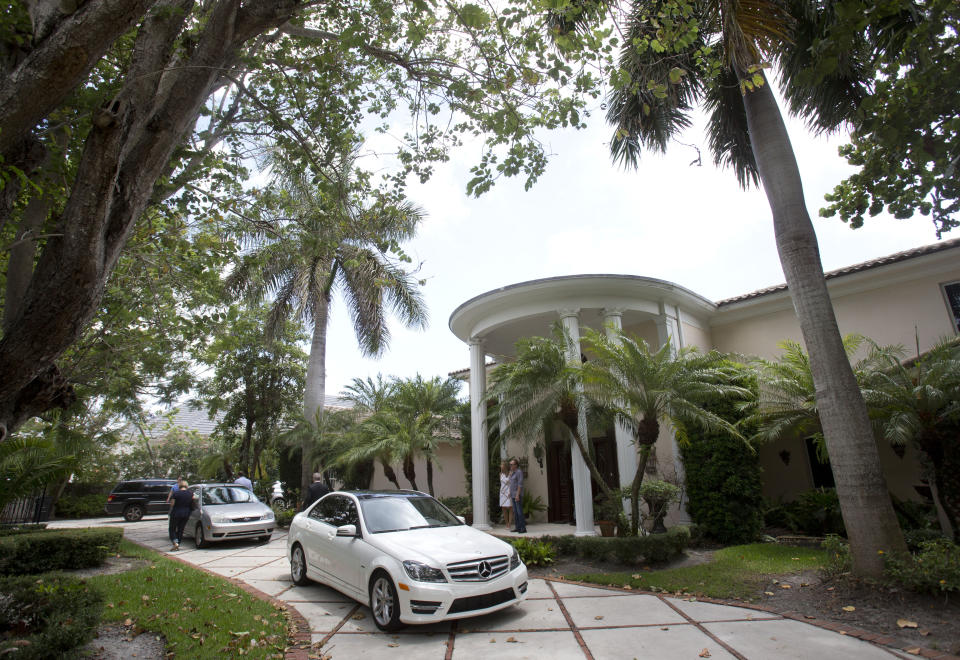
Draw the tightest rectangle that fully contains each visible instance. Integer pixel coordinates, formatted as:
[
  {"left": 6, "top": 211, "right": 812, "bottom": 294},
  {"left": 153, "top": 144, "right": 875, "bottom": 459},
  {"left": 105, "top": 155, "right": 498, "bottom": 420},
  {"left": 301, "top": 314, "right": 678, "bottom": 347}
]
[
  {"left": 301, "top": 471, "right": 330, "bottom": 511},
  {"left": 168, "top": 479, "right": 194, "bottom": 551},
  {"left": 499, "top": 461, "right": 513, "bottom": 529},
  {"left": 508, "top": 458, "right": 526, "bottom": 533}
]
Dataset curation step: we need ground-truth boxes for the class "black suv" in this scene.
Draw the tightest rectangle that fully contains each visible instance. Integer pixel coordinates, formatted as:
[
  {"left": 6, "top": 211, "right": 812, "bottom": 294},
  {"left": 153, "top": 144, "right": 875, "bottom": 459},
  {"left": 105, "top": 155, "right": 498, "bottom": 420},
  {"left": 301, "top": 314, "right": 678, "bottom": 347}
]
[{"left": 104, "top": 479, "right": 177, "bottom": 521}]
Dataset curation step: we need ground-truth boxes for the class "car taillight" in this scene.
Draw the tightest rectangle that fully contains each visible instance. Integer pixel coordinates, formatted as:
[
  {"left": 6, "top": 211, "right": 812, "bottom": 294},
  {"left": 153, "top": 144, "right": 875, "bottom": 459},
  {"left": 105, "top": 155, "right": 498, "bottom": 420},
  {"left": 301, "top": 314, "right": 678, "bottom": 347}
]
[{"left": 107, "top": 495, "right": 114, "bottom": 502}]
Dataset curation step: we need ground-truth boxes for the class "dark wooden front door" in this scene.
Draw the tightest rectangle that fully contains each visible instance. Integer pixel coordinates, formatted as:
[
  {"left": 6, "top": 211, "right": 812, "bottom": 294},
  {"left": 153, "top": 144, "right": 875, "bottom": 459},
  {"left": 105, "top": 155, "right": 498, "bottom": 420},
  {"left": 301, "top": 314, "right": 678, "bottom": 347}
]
[{"left": 547, "top": 429, "right": 619, "bottom": 523}]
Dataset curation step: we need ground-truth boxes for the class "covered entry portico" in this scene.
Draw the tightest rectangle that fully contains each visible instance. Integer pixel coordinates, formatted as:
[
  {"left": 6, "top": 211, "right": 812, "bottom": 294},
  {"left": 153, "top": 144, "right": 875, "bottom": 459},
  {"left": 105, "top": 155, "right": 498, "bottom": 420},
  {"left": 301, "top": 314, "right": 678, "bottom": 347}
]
[{"left": 449, "top": 275, "right": 715, "bottom": 536}]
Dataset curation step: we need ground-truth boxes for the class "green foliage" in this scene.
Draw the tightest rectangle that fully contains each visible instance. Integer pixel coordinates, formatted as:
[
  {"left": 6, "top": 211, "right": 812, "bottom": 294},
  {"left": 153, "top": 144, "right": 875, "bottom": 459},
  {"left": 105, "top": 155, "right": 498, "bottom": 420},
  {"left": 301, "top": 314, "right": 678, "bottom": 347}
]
[
  {"left": 53, "top": 493, "right": 106, "bottom": 519},
  {"left": 567, "top": 543, "right": 828, "bottom": 600},
  {"left": 817, "top": 0, "right": 959, "bottom": 237},
  {"left": 0, "top": 435, "right": 72, "bottom": 509},
  {"left": 681, "top": 369, "right": 764, "bottom": 544},
  {"left": 793, "top": 488, "right": 846, "bottom": 537},
  {"left": 0, "top": 528, "right": 122, "bottom": 575},
  {"left": 522, "top": 491, "right": 546, "bottom": 518},
  {"left": 90, "top": 540, "right": 288, "bottom": 657},
  {"left": 532, "top": 526, "right": 690, "bottom": 564},
  {"left": 821, "top": 534, "right": 852, "bottom": 579},
  {"left": 272, "top": 506, "right": 297, "bottom": 529},
  {"left": 0, "top": 574, "right": 104, "bottom": 659},
  {"left": 884, "top": 539, "right": 960, "bottom": 595},
  {"left": 509, "top": 537, "right": 556, "bottom": 567},
  {"left": 0, "top": 524, "right": 47, "bottom": 536}
]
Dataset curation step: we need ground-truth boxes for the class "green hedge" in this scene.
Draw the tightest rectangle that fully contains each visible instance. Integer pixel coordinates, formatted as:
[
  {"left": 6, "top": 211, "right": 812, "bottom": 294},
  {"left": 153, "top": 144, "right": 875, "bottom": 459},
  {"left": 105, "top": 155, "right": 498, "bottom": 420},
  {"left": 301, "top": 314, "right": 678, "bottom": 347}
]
[
  {"left": 525, "top": 526, "right": 690, "bottom": 564},
  {"left": 0, "top": 528, "right": 122, "bottom": 575},
  {"left": 54, "top": 493, "right": 107, "bottom": 519},
  {"left": 0, "top": 524, "right": 48, "bottom": 536},
  {"left": 0, "top": 573, "right": 104, "bottom": 658}
]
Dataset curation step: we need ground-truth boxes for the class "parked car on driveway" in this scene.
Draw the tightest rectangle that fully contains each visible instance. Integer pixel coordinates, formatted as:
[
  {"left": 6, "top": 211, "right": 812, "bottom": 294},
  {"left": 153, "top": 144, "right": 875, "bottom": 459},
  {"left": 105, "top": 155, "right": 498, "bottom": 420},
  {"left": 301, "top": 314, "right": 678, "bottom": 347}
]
[
  {"left": 287, "top": 490, "right": 528, "bottom": 631},
  {"left": 182, "top": 483, "right": 275, "bottom": 548},
  {"left": 104, "top": 478, "right": 177, "bottom": 522}
]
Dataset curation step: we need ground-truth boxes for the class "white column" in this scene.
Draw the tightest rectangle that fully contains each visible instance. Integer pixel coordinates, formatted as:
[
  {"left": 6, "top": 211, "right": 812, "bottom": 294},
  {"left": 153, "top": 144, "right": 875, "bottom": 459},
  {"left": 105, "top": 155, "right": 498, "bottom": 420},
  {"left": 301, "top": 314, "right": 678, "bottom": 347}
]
[
  {"left": 559, "top": 308, "right": 596, "bottom": 537},
  {"left": 656, "top": 302, "right": 691, "bottom": 524},
  {"left": 603, "top": 308, "right": 637, "bottom": 513},
  {"left": 469, "top": 338, "right": 491, "bottom": 530}
]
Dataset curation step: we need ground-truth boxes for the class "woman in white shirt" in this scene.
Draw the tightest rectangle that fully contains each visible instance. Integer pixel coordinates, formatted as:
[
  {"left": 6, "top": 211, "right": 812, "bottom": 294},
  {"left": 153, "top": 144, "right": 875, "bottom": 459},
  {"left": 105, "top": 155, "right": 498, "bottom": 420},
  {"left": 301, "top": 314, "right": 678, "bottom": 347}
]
[{"left": 499, "top": 460, "right": 512, "bottom": 529}]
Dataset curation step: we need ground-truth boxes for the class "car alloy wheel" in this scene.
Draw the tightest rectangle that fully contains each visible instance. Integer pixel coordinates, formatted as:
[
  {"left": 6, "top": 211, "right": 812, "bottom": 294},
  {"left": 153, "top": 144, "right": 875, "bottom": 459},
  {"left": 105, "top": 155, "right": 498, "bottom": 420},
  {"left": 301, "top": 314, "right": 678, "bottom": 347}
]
[
  {"left": 369, "top": 572, "right": 403, "bottom": 632},
  {"left": 195, "top": 523, "right": 208, "bottom": 549},
  {"left": 122, "top": 504, "right": 144, "bottom": 522},
  {"left": 290, "top": 545, "right": 310, "bottom": 586}
]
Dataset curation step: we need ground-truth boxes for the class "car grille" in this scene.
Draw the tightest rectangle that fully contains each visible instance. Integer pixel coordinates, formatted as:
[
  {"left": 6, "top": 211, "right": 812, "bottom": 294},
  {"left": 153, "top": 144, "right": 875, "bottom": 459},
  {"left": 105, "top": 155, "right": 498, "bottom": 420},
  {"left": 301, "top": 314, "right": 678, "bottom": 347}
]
[
  {"left": 446, "top": 555, "right": 509, "bottom": 582},
  {"left": 232, "top": 516, "right": 261, "bottom": 522},
  {"left": 447, "top": 588, "right": 516, "bottom": 614}
]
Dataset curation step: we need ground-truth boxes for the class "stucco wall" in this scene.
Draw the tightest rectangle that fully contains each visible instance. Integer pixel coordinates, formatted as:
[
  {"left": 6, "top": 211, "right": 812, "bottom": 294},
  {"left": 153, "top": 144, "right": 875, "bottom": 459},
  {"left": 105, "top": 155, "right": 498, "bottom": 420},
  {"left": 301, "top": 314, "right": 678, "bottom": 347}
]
[{"left": 368, "top": 441, "right": 467, "bottom": 499}]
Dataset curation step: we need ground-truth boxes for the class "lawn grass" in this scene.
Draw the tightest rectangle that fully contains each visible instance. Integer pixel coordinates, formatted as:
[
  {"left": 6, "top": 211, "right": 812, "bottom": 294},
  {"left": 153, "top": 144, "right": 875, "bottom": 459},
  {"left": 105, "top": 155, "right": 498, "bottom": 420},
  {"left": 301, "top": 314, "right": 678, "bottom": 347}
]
[
  {"left": 88, "top": 539, "right": 289, "bottom": 658},
  {"left": 566, "top": 543, "right": 828, "bottom": 601}
]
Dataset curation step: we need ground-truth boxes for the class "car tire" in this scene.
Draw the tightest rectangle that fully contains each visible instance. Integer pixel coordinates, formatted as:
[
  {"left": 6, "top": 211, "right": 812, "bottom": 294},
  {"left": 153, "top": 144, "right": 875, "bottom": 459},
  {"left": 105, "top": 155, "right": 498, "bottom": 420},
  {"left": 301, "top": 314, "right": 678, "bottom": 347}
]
[
  {"left": 290, "top": 544, "right": 311, "bottom": 586},
  {"left": 195, "top": 523, "right": 208, "bottom": 549},
  {"left": 122, "top": 504, "right": 144, "bottom": 522},
  {"left": 369, "top": 571, "right": 404, "bottom": 632},
  {"left": 258, "top": 535, "right": 272, "bottom": 543}
]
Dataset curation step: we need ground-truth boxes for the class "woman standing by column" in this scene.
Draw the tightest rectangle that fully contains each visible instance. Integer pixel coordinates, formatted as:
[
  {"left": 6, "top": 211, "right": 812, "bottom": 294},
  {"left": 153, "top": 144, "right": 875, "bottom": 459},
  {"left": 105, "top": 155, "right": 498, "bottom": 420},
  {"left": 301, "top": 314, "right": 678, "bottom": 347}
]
[{"left": 499, "top": 461, "right": 512, "bottom": 529}]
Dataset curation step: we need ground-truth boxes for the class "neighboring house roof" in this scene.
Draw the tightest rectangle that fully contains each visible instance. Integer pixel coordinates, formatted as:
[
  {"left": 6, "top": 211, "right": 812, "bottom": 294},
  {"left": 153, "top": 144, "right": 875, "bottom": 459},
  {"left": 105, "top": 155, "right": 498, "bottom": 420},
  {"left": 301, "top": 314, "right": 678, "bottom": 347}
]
[{"left": 716, "top": 237, "right": 960, "bottom": 306}]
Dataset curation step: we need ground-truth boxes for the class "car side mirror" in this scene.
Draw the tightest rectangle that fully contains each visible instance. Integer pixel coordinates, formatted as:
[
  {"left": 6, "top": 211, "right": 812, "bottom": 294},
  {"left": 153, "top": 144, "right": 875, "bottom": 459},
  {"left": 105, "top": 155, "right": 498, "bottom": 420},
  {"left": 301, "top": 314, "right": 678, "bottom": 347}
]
[
  {"left": 456, "top": 516, "right": 466, "bottom": 524},
  {"left": 336, "top": 524, "right": 358, "bottom": 538}
]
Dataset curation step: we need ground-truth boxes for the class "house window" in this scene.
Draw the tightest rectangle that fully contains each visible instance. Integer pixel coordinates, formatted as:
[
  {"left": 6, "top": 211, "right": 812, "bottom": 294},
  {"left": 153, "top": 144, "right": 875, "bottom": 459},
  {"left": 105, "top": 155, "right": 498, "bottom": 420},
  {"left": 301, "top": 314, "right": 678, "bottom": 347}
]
[{"left": 943, "top": 281, "right": 960, "bottom": 334}]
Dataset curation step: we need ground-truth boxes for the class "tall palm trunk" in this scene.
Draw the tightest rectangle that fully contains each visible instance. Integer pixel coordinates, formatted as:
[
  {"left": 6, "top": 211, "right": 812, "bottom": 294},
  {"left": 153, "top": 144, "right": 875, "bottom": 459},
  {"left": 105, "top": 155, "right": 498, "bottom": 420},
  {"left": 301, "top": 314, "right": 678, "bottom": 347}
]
[
  {"left": 426, "top": 459, "right": 435, "bottom": 496},
  {"left": 381, "top": 460, "right": 401, "bottom": 489},
  {"left": 302, "top": 297, "right": 330, "bottom": 495},
  {"left": 741, "top": 73, "right": 906, "bottom": 576},
  {"left": 402, "top": 454, "right": 418, "bottom": 490},
  {"left": 630, "top": 445, "right": 654, "bottom": 535}
]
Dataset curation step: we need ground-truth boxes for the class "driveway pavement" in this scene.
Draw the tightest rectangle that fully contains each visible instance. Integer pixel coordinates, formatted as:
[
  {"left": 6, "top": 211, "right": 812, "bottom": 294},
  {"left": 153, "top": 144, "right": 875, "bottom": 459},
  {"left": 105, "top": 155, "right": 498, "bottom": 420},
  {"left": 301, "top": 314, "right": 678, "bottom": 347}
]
[{"left": 50, "top": 517, "right": 917, "bottom": 659}]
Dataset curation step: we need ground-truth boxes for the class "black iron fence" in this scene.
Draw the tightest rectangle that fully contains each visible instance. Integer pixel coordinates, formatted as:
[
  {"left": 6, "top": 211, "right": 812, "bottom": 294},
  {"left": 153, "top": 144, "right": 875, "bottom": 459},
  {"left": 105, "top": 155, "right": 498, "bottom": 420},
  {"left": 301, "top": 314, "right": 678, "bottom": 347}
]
[{"left": 1, "top": 488, "right": 52, "bottom": 524}]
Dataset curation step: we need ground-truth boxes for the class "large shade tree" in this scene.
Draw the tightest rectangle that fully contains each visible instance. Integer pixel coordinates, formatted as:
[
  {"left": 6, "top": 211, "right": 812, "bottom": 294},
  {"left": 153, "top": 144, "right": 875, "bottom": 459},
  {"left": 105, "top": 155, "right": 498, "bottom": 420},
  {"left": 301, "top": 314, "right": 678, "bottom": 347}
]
[
  {"left": 554, "top": 0, "right": 908, "bottom": 574},
  {"left": 0, "top": 0, "right": 607, "bottom": 441},
  {"left": 228, "top": 158, "right": 427, "bottom": 495}
]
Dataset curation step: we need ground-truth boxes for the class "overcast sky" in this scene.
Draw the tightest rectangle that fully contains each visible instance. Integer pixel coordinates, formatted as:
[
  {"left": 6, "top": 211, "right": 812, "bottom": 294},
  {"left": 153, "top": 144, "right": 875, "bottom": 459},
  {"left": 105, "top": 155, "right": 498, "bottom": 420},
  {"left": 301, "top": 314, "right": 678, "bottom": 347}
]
[{"left": 320, "top": 91, "right": 943, "bottom": 398}]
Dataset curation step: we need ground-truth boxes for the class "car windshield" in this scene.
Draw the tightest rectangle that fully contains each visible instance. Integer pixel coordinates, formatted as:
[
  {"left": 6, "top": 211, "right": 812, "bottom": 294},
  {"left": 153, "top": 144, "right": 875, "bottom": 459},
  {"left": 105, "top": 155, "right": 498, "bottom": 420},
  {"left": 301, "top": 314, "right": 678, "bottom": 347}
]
[
  {"left": 201, "top": 486, "right": 259, "bottom": 506},
  {"left": 360, "top": 496, "right": 462, "bottom": 533}
]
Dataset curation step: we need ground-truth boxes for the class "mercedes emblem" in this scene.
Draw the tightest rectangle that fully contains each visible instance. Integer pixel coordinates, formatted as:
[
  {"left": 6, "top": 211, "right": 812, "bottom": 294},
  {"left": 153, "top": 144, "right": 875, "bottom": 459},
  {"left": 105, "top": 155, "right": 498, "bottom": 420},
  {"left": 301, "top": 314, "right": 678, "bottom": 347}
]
[{"left": 477, "top": 560, "right": 492, "bottom": 579}]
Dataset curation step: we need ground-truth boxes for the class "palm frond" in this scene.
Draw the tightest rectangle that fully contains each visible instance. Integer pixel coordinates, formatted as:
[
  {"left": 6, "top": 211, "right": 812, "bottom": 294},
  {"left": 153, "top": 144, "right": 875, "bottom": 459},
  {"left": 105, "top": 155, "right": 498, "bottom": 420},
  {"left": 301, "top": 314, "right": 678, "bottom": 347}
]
[{"left": 705, "top": 67, "right": 760, "bottom": 188}]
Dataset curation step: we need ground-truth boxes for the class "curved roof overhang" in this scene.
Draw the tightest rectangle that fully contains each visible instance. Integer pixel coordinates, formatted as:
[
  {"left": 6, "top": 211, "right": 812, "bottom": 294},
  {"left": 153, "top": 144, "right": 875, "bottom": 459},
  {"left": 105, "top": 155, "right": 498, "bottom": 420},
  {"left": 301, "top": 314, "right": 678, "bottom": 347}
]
[{"left": 449, "top": 274, "right": 716, "bottom": 360}]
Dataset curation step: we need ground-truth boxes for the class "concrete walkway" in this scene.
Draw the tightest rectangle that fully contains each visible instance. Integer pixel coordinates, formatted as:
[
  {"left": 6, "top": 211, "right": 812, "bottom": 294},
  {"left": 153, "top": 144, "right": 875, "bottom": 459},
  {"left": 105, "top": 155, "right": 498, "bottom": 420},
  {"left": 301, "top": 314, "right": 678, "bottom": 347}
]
[{"left": 50, "top": 517, "right": 916, "bottom": 659}]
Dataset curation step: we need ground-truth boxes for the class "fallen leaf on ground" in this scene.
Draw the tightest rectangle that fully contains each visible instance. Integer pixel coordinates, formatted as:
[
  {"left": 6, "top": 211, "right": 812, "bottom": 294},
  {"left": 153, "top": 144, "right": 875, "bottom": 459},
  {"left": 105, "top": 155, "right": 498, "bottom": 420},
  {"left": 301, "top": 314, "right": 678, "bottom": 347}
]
[
  {"left": 387, "top": 643, "right": 399, "bottom": 648},
  {"left": 842, "top": 606, "right": 856, "bottom": 612},
  {"left": 699, "top": 649, "right": 711, "bottom": 658},
  {"left": 632, "top": 574, "right": 641, "bottom": 579},
  {"left": 490, "top": 639, "right": 496, "bottom": 643},
  {"left": 897, "top": 619, "right": 918, "bottom": 629},
  {"left": 594, "top": 616, "right": 604, "bottom": 620},
  {"left": 764, "top": 592, "right": 775, "bottom": 596},
  {"left": 906, "top": 648, "right": 921, "bottom": 655},
  {"left": 351, "top": 613, "right": 366, "bottom": 620},
  {"left": 780, "top": 584, "right": 791, "bottom": 589},
  {"left": 804, "top": 615, "right": 815, "bottom": 619},
  {"left": 506, "top": 637, "right": 518, "bottom": 643},
  {"left": 919, "top": 630, "right": 931, "bottom": 636}
]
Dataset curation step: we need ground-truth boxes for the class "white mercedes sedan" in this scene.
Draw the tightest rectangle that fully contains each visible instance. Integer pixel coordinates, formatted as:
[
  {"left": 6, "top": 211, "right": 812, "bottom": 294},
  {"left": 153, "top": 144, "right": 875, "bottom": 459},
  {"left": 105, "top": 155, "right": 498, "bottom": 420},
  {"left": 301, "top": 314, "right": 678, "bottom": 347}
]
[{"left": 287, "top": 490, "right": 528, "bottom": 631}]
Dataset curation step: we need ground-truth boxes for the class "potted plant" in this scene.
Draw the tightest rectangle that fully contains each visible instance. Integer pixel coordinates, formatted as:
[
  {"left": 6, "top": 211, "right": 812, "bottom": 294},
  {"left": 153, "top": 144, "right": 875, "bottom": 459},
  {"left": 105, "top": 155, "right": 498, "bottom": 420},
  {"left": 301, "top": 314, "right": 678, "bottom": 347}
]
[
  {"left": 594, "top": 492, "right": 622, "bottom": 537},
  {"left": 639, "top": 480, "right": 681, "bottom": 534}
]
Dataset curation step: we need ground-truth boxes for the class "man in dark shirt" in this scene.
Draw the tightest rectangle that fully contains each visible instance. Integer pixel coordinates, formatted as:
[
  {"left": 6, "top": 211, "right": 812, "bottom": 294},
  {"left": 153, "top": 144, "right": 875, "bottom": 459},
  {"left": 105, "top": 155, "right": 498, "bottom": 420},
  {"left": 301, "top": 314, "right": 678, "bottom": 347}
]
[
  {"left": 168, "top": 479, "right": 194, "bottom": 551},
  {"left": 508, "top": 459, "right": 526, "bottom": 533},
  {"left": 301, "top": 472, "right": 330, "bottom": 511}
]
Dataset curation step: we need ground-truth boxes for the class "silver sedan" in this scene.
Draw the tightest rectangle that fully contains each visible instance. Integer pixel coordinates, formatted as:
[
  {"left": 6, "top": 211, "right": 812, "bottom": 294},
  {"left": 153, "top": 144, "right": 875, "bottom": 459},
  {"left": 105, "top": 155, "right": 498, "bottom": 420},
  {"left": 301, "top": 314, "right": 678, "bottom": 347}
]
[{"left": 184, "top": 484, "right": 275, "bottom": 548}]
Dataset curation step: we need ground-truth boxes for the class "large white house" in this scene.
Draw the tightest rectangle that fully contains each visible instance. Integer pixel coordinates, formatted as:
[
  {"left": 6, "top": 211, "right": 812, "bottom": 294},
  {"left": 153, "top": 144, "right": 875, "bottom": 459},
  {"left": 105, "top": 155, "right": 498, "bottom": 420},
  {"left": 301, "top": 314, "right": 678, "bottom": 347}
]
[{"left": 424, "top": 238, "right": 960, "bottom": 535}]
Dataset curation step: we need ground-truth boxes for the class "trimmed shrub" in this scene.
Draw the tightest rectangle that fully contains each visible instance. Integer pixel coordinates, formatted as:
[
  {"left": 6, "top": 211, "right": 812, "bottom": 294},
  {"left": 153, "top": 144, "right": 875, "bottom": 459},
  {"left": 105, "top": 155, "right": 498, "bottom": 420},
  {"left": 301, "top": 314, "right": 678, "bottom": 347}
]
[
  {"left": 0, "top": 573, "right": 104, "bottom": 658},
  {"left": 272, "top": 507, "right": 296, "bottom": 528},
  {"left": 439, "top": 496, "right": 470, "bottom": 516},
  {"left": 0, "top": 528, "right": 122, "bottom": 574},
  {"left": 681, "top": 372, "right": 764, "bottom": 544},
  {"left": 54, "top": 493, "right": 107, "bottom": 519},
  {"left": 0, "top": 524, "right": 47, "bottom": 537},
  {"left": 884, "top": 539, "right": 960, "bottom": 595},
  {"left": 531, "top": 526, "right": 690, "bottom": 565}
]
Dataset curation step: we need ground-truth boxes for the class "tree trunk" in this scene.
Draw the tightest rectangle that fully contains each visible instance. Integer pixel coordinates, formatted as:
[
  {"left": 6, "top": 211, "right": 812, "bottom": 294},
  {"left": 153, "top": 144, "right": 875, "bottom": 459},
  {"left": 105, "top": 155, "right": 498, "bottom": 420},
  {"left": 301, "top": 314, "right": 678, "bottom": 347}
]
[
  {"left": 0, "top": 0, "right": 300, "bottom": 439},
  {"left": 302, "top": 298, "right": 330, "bottom": 495},
  {"left": 402, "top": 454, "right": 418, "bottom": 491},
  {"left": 741, "top": 73, "right": 906, "bottom": 575},
  {"left": 426, "top": 458, "right": 435, "bottom": 496},
  {"left": 630, "top": 445, "right": 653, "bottom": 536},
  {"left": 561, "top": 419, "right": 614, "bottom": 501},
  {"left": 381, "top": 460, "right": 401, "bottom": 489}
]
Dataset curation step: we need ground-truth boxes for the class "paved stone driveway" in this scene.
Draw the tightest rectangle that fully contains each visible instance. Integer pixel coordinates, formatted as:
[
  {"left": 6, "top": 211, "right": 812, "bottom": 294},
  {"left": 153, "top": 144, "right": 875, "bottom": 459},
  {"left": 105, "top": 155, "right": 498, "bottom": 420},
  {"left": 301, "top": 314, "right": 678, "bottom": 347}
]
[{"left": 51, "top": 517, "right": 911, "bottom": 659}]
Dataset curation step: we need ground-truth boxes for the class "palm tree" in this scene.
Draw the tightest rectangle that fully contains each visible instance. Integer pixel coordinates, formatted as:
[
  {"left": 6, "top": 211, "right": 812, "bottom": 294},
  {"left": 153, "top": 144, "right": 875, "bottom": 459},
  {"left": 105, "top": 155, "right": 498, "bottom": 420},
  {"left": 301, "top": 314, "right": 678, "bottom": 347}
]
[
  {"left": 748, "top": 334, "right": 881, "bottom": 462},
  {"left": 579, "top": 327, "right": 751, "bottom": 534},
  {"left": 864, "top": 339, "right": 960, "bottom": 539},
  {"left": 229, "top": 157, "right": 428, "bottom": 495},
  {"left": 553, "top": 0, "right": 906, "bottom": 573},
  {"left": 340, "top": 375, "right": 403, "bottom": 488},
  {"left": 487, "top": 327, "right": 618, "bottom": 506}
]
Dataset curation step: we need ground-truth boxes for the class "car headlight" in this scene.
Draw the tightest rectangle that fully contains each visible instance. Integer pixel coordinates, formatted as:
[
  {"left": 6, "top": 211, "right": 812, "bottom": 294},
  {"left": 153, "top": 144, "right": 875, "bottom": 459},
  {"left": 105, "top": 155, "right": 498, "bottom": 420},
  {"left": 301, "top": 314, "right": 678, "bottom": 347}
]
[
  {"left": 402, "top": 560, "right": 447, "bottom": 583},
  {"left": 510, "top": 548, "right": 521, "bottom": 570},
  {"left": 262, "top": 511, "right": 274, "bottom": 521},
  {"left": 210, "top": 515, "right": 231, "bottom": 524}
]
